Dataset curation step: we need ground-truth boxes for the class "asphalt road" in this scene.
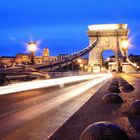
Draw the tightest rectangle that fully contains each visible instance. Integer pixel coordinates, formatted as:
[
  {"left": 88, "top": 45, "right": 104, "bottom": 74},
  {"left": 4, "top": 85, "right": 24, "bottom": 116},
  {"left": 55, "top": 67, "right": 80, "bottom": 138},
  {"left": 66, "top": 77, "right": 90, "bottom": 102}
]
[{"left": 0, "top": 75, "right": 109, "bottom": 140}]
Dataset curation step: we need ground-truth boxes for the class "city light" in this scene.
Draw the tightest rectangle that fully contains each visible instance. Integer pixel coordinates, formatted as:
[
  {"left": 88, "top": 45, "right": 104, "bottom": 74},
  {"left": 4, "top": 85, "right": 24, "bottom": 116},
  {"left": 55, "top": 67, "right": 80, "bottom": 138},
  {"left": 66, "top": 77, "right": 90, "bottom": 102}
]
[
  {"left": 121, "top": 39, "right": 129, "bottom": 50},
  {"left": 107, "top": 58, "right": 110, "bottom": 61},
  {"left": 85, "top": 66, "right": 88, "bottom": 69},
  {"left": 27, "top": 42, "right": 38, "bottom": 53},
  {"left": 80, "top": 64, "right": 84, "bottom": 67},
  {"left": 90, "top": 64, "right": 94, "bottom": 67},
  {"left": 77, "top": 58, "right": 82, "bottom": 63}
]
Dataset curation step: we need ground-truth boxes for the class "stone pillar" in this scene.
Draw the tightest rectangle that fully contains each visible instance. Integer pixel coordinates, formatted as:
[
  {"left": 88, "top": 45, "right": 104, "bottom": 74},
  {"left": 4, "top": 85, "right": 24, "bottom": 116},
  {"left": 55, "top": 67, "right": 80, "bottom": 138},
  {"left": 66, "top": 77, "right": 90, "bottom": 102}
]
[{"left": 87, "top": 24, "right": 129, "bottom": 73}]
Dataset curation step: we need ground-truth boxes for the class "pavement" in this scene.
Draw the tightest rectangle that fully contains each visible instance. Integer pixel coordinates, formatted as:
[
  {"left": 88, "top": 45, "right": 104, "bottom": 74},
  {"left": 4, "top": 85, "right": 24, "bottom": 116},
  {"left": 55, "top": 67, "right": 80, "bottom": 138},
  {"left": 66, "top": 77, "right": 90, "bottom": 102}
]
[
  {"left": 0, "top": 74, "right": 109, "bottom": 140},
  {"left": 48, "top": 74, "right": 140, "bottom": 140},
  {"left": 1, "top": 73, "right": 139, "bottom": 140}
]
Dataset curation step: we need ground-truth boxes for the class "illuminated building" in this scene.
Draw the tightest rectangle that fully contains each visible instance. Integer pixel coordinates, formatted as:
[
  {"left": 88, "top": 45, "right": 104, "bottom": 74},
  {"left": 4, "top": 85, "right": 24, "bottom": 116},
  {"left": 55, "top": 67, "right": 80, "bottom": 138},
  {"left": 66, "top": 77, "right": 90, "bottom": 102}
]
[
  {"left": 15, "top": 53, "right": 32, "bottom": 64},
  {"left": 0, "top": 56, "right": 15, "bottom": 67}
]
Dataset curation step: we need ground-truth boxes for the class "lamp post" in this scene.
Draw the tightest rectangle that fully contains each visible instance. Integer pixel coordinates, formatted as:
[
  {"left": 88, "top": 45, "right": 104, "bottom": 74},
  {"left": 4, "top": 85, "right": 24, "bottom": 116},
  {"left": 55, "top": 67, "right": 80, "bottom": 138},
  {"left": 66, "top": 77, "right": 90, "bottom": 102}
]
[
  {"left": 80, "top": 64, "right": 84, "bottom": 72},
  {"left": 71, "top": 60, "right": 74, "bottom": 72},
  {"left": 84, "top": 65, "right": 88, "bottom": 72},
  {"left": 77, "top": 58, "right": 82, "bottom": 71},
  {"left": 27, "top": 41, "right": 37, "bottom": 64},
  {"left": 107, "top": 58, "right": 110, "bottom": 62},
  {"left": 121, "top": 39, "right": 129, "bottom": 62},
  {"left": 116, "top": 35, "right": 120, "bottom": 72},
  {"left": 90, "top": 64, "right": 94, "bottom": 72},
  {"left": 77, "top": 58, "right": 82, "bottom": 64},
  {"left": 77, "top": 58, "right": 85, "bottom": 73}
]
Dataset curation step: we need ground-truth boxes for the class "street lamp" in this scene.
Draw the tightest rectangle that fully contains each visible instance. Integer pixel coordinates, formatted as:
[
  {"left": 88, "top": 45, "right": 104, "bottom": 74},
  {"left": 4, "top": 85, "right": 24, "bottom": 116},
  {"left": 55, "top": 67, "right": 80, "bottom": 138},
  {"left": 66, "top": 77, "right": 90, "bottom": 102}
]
[
  {"left": 107, "top": 58, "right": 110, "bottom": 62},
  {"left": 77, "top": 58, "right": 82, "bottom": 64},
  {"left": 121, "top": 40, "right": 129, "bottom": 50},
  {"left": 77, "top": 58, "right": 83, "bottom": 72},
  {"left": 27, "top": 41, "right": 37, "bottom": 64},
  {"left": 80, "top": 63, "right": 84, "bottom": 72},
  {"left": 121, "top": 39, "right": 129, "bottom": 62},
  {"left": 84, "top": 65, "right": 88, "bottom": 72},
  {"left": 90, "top": 63, "right": 94, "bottom": 72}
]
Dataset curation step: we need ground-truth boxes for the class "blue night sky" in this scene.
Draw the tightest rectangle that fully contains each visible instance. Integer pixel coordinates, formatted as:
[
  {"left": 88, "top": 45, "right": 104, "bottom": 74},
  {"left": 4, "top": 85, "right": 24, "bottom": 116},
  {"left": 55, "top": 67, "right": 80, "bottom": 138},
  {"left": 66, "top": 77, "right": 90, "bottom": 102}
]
[{"left": 0, "top": 0, "right": 140, "bottom": 57}]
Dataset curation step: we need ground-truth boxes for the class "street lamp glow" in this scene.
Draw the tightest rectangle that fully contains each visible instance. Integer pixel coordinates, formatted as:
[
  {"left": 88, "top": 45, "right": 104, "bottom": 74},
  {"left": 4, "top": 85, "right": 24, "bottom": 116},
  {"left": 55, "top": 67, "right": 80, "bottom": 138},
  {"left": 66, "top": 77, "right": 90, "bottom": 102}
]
[
  {"left": 85, "top": 66, "right": 88, "bottom": 69},
  {"left": 121, "top": 40, "right": 129, "bottom": 50},
  {"left": 27, "top": 42, "right": 37, "bottom": 53},
  {"left": 77, "top": 58, "right": 82, "bottom": 63},
  {"left": 80, "top": 64, "right": 84, "bottom": 67},
  {"left": 27, "top": 41, "right": 38, "bottom": 64},
  {"left": 107, "top": 58, "right": 110, "bottom": 61}
]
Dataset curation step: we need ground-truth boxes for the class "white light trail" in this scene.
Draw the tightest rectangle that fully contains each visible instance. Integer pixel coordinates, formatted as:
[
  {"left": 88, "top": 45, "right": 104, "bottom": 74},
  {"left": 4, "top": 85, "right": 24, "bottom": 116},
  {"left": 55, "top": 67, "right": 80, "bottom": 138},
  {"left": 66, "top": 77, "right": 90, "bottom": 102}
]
[
  {"left": 23, "top": 76, "right": 109, "bottom": 117},
  {"left": 0, "top": 75, "right": 110, "bottom": 136},
  {"left": 0, "top": 74, "right": 112, "bottom": 95}
]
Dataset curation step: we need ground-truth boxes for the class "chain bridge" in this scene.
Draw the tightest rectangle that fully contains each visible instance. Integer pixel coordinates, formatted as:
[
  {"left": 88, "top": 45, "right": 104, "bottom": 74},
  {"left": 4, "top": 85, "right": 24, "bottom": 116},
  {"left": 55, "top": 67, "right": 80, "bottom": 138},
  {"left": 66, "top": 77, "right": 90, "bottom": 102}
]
[{"left": 31, "top": 24, "right": 138, "bottom": 73}]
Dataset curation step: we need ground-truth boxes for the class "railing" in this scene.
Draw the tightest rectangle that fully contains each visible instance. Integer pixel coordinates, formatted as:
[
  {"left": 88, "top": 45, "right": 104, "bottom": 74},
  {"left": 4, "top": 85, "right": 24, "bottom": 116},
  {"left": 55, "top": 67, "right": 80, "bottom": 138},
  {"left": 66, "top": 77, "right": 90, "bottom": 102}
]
[
  {"left": 126, "top": 57, "right": 139, "bottom": 71},
  {"left": 47, "top": 71, "right": 93, "bottom": 78}
]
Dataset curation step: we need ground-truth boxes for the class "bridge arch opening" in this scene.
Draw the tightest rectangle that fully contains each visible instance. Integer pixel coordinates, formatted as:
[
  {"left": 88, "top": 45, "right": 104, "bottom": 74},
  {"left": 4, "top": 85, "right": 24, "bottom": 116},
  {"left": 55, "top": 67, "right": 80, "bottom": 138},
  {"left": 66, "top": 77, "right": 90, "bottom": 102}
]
[{"left": 101, "top": 50, "right": 116, "bottom": 71}]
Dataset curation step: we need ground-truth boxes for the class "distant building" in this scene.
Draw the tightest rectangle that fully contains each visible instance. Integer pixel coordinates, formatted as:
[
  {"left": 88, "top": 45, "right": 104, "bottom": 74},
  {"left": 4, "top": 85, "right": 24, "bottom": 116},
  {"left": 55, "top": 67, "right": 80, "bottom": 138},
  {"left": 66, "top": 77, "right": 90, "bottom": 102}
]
[
  {"left": 49, "top": 56, "right": 57, "bottom": 61},
  {"left": 81, "top": 58, "right": 88, "bottom": 65},
  {"left": 104, "top": 55, "right": 116, "bottom": 62},
  {"left": 0, "top": 47, "right": 70, "bottom": 66},
  {"left": 42, "top": 48, "right": 49, "bottom": 57},
  {"left": 34, "top": 56, "right": 43, "bottom": 63},
  {"left": 15, "top": 53, "right": 32, "bottom": 64},
  {"left": 0, "top": 56, "right": 15, "bottom": 67},
  {"left": 42, "top": 48, "right": 50, "bottom": 61}
]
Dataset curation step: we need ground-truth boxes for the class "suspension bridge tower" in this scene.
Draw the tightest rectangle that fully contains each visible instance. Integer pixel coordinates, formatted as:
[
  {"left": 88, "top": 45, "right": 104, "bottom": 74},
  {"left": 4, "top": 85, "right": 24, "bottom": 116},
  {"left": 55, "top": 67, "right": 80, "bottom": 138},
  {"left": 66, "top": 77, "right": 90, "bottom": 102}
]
[{"left": 87, "top": 24, "right": 129, "bottom": 73}]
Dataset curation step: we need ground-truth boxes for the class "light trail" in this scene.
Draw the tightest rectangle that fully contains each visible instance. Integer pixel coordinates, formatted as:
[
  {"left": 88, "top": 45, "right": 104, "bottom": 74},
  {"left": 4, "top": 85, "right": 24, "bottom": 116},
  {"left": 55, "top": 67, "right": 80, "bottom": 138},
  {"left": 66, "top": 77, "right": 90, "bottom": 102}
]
[
  {"left": 17, "top": 76, "right": 109, "bottom": 119},
  {"left": 0, "top": 74, "right": 112, "bottom": 95},
  {"left": 0, "top": 75, "right": 110, "bottom": 139}
]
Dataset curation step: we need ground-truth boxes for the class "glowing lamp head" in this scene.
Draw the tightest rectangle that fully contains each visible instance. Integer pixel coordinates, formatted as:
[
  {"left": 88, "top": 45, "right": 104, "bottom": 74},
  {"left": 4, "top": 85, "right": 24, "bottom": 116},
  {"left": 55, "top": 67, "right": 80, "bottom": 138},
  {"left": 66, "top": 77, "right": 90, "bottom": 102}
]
[
  {"left": 28, "top": 42, "right": 37, "bottom": 53},
  {"left": 121, "top": 40, "right": 129, "bottom": 50},
  {"left": 80, "top": 64, "right": 84, "bottom": 67},
  {"left": 107, "top": 58, "right": 110, "bottom": 61},
  {"left": 85, "top": 66, "right": 88, "bottom": 69},
  {"left": 77, "top": 59, "right": 82, "bottom": 63}
]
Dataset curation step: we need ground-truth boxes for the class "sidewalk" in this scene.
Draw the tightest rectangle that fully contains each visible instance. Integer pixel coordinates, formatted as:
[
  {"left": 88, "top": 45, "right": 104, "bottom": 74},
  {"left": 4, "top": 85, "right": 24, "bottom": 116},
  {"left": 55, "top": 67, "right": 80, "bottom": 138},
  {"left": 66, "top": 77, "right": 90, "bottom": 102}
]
[{"left": 48, "top": 74, "right": 140, "bottom": 140}]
